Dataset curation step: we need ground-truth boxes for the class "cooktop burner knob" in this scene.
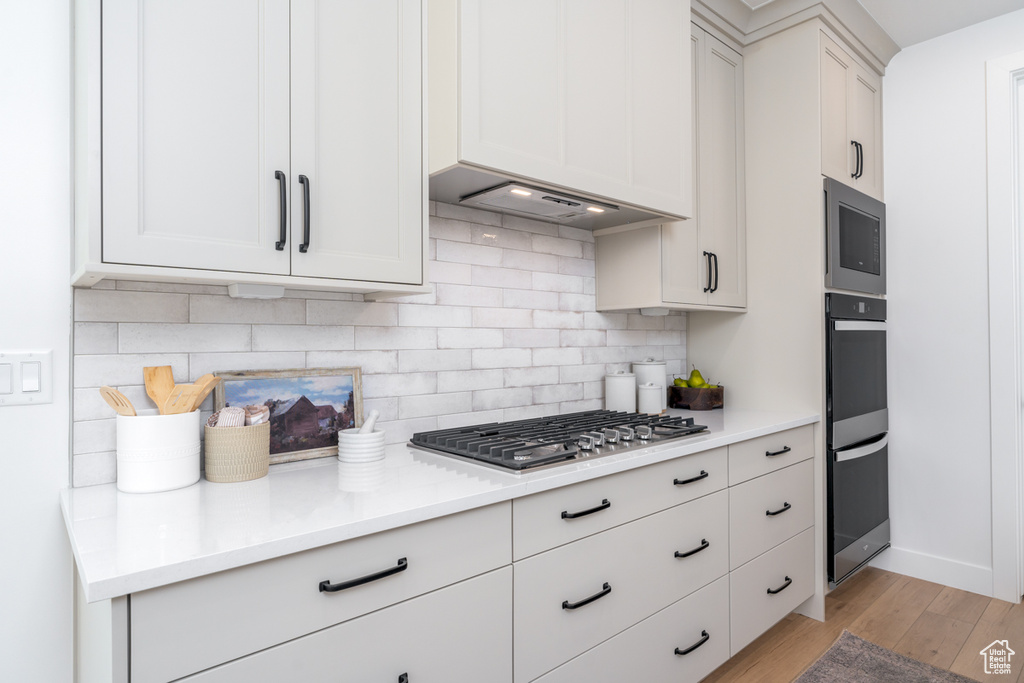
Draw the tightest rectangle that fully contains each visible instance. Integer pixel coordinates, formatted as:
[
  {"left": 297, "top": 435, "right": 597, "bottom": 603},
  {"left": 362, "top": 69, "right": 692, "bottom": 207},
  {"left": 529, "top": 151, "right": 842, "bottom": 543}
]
[
  {"left": 578, "top": 434, "right": 595, "bottom": 451},
  {"left": 584, "top": 431, "right": 605, "bottom": 447},
  {"left": 602, "top": 428, "right": 620, "bottom": 444},
  {"left": 617, "top": 426, "right": 635, "bottom": 441},
  {"left": 636, "top": 425, "right": 653, "bottom": 440}
]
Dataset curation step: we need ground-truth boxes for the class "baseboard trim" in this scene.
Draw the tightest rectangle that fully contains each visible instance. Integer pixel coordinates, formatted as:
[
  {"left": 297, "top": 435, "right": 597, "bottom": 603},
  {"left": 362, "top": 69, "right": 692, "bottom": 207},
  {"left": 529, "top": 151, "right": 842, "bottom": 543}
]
[{"left": 869, "top": 546, "right": 993, "bottom": 597}]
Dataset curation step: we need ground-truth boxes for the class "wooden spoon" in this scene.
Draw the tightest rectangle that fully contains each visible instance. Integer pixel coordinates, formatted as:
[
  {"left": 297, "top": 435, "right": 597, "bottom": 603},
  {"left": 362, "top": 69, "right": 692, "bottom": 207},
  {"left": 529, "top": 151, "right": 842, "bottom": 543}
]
[
  {"left": 99, "top": 386, "right": 136, "bottom": 416},
  {"left": 163, "top": 384, "right": 203, "bottom": 415},
  {"left": 189, "top": 375, "right": 221, "bottom": 412},
  {"left": 144, "top": 366, "right": 175, "bottom": 414}
]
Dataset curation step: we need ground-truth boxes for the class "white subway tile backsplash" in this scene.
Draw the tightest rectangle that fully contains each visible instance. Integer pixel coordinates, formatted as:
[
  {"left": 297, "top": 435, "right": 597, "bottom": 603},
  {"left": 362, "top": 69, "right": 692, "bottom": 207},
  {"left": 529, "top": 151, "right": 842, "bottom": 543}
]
[
  {"left": 74, "top": 323, "right": 118, "bottom": 355},
  {"left": 75, "top": 289, "right": 189, "bottom": 323},
  {"left": 399, "top": 304, "right": 472, "bottom": 328},
  {"left": 307, "top": 300, "right": 399, "bottom": 326},
  {"left": 71, "top": 202, "right": 687, "bottom": 487},
  {"left": 190, "top": 295, "right": 305, "bottom": 324},
  {"left": 119, "top": 323, "right": 251, "bottom": 354},
  {"left": 398, "top": 349, "right": 472, "bottom": 372},
  {"left": 437, "top": 369, "right": 503, "bottom": 393},
  {"left": 400, "top": 392, "right": 473, "bottom": 419},
  {"left": 74, "top": 353, "right": 189, "bottom": 388},
  {"left": 355, "top": 327, "right": 437, "bottom": 351},
  {"left": 437, "top": 328, "right": 505, "bottom": 349},
  {"left": 188, "top": 352, "right": 305, "bottom": 381},
  {"left": 252, "top": 325, "right": 354, "bottom": 352},
  {"left": 503, "top": 366, "right": 560, "bottom": 387},
  {"left": 363, "top": 372, "right": 437, "bottom": 399},
  {"left": 307, "top": 350, "right": 399, "bottom": 374}
]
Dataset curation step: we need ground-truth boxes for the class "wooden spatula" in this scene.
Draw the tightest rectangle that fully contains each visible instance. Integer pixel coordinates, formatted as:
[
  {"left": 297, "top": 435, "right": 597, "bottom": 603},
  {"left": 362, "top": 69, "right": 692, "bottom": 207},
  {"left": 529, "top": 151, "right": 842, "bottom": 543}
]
[
  {"left": 189, "top": 374, "right": 221, "bottom": 412},
  {"left": 99, "top": 386, "right": 136, "bottom": 416},
  {"left": 144, "top": 366, "right": 175, "bottom": 414},
  {"left": 163, "top": 384, "right": 203, "bottom": 415}
]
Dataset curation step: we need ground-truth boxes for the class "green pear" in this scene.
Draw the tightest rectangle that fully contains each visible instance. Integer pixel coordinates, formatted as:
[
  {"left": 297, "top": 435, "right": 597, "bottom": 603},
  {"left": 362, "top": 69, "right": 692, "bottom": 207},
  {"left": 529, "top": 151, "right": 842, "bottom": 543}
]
[
  {"left": 687, "top": 366, "right": 705, "bottom": 387},
  {"left": 673, "top": 377, "right": 688, "bottom": 388}
]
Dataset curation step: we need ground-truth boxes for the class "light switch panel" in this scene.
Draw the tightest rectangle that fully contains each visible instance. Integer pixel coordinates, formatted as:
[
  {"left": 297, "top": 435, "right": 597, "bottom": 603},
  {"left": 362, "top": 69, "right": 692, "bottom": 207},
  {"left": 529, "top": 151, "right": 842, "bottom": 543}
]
[{"left": 0, "top": 351, "right": 53, "bottom": 406}]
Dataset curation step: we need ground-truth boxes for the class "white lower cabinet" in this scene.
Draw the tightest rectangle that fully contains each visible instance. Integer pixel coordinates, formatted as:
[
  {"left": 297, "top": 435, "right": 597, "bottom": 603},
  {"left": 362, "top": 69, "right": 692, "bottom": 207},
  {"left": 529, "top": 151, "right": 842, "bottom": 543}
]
[
  {"left": 181, "top": 567, "right": 512, "bottom": 683},
  {"left": 534, "top": 576, "right": 730, "bottom": 683}
]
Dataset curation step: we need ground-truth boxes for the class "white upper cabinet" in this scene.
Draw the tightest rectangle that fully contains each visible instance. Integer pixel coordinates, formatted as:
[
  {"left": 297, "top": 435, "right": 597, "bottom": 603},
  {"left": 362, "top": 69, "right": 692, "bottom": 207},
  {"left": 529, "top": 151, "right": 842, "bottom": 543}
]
[
  {"left": 78, "top": 0, "right": 426, "bottom": 293},
  {"left": 596, "top": 25, "right": 745, "bottom": 312},
  {"left": 430, "top": 0, "right": 693, "bottom": 225},
  {"left": 820, "top": 32, "right": 883, "bottom": 200}
]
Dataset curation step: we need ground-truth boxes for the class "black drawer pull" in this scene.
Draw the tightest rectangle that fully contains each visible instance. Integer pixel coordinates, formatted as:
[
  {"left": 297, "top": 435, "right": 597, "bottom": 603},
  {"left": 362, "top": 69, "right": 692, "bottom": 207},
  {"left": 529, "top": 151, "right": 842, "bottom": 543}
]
[
  {"left": 674, "top": 630, "right": 710, "bottom": 656},
  {"left": 767, "top": 576, "right": 792, "bottom": 595},
  {"left": 274, "top": 170, "right": 287, "bottom": 251},
  {"left": 562, "top": 499, "right": 610, "bottom": 519},
  {"left": 298, "top": 174, "right": 311, "bottom": 253},
  {"left": 673, "top": 470, "right": 709, "bottom": 486},
  {"left": 319, "top": 557, "right": 407, "bottom": 593},
  {"left": 674, "top": 539, "right": 710, "bottom": 559},
  {"left": 765, "top": 446, "right": 791, "bottom": 457},
  {"left": 766, "top": 502, "right": 792, "bottom": 517},
  {"left": 398, "top": 675, "right": 408, "bottom": 683},
  {"left": 562, "top": 582, "right": 611, "bottom": 610}
]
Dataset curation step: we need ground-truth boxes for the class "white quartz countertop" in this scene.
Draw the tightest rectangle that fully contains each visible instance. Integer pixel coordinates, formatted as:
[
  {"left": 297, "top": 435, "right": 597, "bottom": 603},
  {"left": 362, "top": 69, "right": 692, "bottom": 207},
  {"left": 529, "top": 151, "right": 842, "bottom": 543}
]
[{"left": 62, "top": 408, "right": 818, "bottom": 602}]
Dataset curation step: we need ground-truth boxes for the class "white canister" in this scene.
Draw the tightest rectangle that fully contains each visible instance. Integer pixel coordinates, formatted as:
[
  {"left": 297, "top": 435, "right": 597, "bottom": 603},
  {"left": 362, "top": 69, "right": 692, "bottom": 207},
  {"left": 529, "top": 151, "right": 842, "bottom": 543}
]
[
  {"left": 605, "top": 371, "right": 637, "bottom": 412},
  {"left": 116, "top": 409, "right": 201, "bottom": 493},
  {"left": 638, "top": 383, "right": 664, "bottom": 414},
  {"left": 632, "top": 358, "right": 668, "bottom": 410}
]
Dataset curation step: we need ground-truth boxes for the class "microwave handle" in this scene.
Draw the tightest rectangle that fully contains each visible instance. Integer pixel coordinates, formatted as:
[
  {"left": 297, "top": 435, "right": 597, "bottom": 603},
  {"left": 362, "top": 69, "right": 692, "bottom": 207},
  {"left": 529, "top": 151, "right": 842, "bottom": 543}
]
[
  {"left": 833, "top": 321, "right": 886, "bottom": 332},
  {"left": 834, "top": 434, "right": 888, "bottom": 462}
]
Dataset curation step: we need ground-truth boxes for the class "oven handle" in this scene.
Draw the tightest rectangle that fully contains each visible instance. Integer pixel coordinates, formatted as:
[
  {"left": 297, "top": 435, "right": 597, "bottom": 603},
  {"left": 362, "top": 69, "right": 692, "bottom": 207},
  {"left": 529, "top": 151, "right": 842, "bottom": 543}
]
[
  {"left": 833, "top": 321, "right": 886, "bottom": 331},
  {"left": 834, "top": 434, "right": 888, "bottom": 462}
]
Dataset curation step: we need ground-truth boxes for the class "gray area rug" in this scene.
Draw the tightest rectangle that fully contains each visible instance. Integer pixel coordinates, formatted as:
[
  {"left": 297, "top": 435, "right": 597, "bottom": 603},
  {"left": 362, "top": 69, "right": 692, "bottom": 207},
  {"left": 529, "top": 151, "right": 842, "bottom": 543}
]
[{"left": 795, "top": 631, "right": 977, "bottom": 682}]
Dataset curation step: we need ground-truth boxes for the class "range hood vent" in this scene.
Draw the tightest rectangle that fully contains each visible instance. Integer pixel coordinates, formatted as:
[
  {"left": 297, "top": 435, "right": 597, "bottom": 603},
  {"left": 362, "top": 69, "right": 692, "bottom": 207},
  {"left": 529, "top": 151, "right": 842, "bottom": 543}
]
[{"left": 459, "top": 182, "right": 619, "bottom": 224}]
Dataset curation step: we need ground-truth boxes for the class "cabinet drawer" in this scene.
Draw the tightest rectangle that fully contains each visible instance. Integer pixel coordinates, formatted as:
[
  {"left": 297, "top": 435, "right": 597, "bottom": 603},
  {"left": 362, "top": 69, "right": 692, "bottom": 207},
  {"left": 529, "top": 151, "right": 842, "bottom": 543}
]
[
  {"left": 728, "top": 424, "right": 814, "bottom": 485},
  {"left": 514, "top": 490, "right": 728, "bottom": 683},
  {"left": 181, "top": 567, "right": 512, "bottom": 683},
  {"left": 513, "top": 446, "right": 727, "bottom": 560},
  {"left": 729, "top": 459, "right": 814, "bottom": 570},
  {"left": 730, "top": 527, "right": 814, "bottom": 655},
  {"left": 131, "top": 502, "right": 511, "bottom": 683},
  {"left": 534, "top": 575, "right": 730, "bottom": 683}
]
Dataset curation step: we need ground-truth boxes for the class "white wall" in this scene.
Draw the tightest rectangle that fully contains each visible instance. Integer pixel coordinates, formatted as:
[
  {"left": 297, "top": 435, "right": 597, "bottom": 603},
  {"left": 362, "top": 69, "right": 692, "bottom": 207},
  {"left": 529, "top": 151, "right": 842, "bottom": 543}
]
[
  {"left": 0, "top": 1, "right": 74, "bottom": 680},
  {"left": 875, "top": 8, "right": 1024, "bottom": 596}
]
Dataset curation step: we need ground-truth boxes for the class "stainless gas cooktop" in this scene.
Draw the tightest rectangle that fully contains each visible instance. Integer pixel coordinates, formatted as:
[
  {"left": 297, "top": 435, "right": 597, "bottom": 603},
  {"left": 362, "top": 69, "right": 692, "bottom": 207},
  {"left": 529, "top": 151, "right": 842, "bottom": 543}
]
[{"left": 409, "top": 410, "right": 708, "bottom": 473}]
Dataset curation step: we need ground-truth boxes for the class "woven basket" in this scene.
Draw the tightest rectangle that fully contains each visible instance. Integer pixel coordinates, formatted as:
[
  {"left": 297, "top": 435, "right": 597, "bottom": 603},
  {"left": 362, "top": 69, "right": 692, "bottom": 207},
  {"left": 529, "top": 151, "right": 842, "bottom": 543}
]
[{"left": 204, "top": 421, "right": 270, "bottom": 483}]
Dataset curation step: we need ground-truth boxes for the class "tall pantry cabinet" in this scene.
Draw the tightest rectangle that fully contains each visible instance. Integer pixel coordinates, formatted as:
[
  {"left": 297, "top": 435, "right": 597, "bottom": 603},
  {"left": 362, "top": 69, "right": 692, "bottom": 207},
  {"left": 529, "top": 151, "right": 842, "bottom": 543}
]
[{"left": 75, "top": 0, "right": 427, "bottom": 293}]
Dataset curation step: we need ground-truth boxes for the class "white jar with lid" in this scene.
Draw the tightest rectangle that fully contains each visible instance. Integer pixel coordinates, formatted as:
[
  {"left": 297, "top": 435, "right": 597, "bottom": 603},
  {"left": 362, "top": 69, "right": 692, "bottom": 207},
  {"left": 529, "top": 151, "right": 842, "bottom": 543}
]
[
  {"left": 632, "top": 358, "right": 667, "bottom": 411},
  {"left": 638, "top": 383, "right": 664, "bottom": 414},
  {"left": 605, "top": 371, "right": 636, "bottom": 412}
]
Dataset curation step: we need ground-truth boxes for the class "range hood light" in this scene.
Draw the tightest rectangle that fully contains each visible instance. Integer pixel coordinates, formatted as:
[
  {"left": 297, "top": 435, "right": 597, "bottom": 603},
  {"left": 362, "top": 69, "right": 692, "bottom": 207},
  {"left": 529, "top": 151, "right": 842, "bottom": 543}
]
[
  {"left": 510, "top": 188, "right": 533, "bottom": 197},
  {"left": 458, "top": 182, "right": 620, "bottom": 226},
  {"left": 587, "top": 206, "right": 605, "bottom": 213}
]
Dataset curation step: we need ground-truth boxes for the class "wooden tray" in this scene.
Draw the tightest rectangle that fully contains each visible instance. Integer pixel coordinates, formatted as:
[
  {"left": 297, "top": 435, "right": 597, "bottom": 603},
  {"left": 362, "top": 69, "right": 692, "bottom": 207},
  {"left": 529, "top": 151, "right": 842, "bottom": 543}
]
[{"left": 668, "top": 385, "right": 724, "bottom": 411}]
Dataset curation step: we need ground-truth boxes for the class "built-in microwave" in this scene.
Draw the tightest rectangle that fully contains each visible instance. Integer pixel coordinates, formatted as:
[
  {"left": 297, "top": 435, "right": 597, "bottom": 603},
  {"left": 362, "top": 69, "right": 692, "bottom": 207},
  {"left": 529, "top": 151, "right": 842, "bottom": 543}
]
[{"left": 824, "top": 177, "right": 886, "bottom": 295}]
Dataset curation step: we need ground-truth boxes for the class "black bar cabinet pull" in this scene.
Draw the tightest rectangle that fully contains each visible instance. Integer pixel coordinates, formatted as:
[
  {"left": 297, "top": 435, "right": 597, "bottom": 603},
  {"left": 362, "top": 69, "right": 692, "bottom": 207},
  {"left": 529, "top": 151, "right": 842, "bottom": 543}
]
[
  {"left": 398, "top": 675, "right": 408, "bottom": 683},
  {"left": 703, "top": 251, "right": 712, "bottom": 292},
  {"left": 851, "top": 141, "right": 863, "bottom": 179},
  {"left": 675, "top": 539, "right": 710, "bottom": 559},
  {"left": 674, "top": 630, "right": 710, "bottom": 656},
  {"left": 674, "top": 470, "right": 709, "bottom": 486},
  {"left": 767, "top": 576, "right": 793, "bottom": 595},
  {"left": 765, "top": 446, "right": 791, "bottom": 457},
  {"left": 319, "top": 557, "right": 407, "bottom": 593},
  {"left": 710, "top": 252, "right": 719, "bottom": 293},
  {"left": 766, "top": 502, "right": 792, "bottom": 517},
  {"left": 562, "top": 499, "right": 610, "bottom": 519},
  {"left": 562, "top": 582, "right": 611, "bottom": 610},
  {"left": 274, "top": 170, "right": 287, "bottom": 251},
  {"left": 298, "top": 174, "right": 311, "bottom": 253}
]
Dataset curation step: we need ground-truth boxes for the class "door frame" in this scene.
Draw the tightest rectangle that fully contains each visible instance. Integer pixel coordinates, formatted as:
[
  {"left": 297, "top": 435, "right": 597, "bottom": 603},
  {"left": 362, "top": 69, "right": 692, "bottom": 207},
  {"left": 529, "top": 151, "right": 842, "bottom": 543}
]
[{"left": 986, "top": 49, "right": 1024, "bottom": 604}]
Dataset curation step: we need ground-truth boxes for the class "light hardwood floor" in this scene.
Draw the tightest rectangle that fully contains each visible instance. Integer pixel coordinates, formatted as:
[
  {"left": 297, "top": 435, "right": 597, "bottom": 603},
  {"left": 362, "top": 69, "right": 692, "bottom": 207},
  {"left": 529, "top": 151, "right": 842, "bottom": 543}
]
[{"left": 703, "top": 568, "right": 1024, "bottom": 682}]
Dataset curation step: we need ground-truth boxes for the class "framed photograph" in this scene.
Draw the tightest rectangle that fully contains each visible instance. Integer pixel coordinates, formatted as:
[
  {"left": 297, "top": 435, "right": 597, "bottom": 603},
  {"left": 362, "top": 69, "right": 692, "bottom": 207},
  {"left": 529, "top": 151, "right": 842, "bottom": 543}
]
[{"left": 213, "top": 367, "right": 363, "bottom": 464}]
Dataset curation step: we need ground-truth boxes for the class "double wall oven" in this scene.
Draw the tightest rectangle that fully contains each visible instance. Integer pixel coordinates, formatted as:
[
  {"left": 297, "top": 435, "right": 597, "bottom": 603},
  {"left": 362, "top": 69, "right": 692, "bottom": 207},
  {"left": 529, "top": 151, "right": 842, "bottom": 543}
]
[{"left": 826, "top": 292, "right": 890, "bottom": 586}]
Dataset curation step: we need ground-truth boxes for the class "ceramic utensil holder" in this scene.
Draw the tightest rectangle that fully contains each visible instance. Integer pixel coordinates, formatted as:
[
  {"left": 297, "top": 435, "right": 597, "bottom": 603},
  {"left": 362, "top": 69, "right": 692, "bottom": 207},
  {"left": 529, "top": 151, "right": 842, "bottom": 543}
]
[
  {"left": 204, "top": 421, "right": 271, "bottom": 483},
  {"left": 116, "top": 410, "right": 201, "bottom": 493},
  {"left": 337, "top": 427, "right": 386, "bottom": 463}
]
